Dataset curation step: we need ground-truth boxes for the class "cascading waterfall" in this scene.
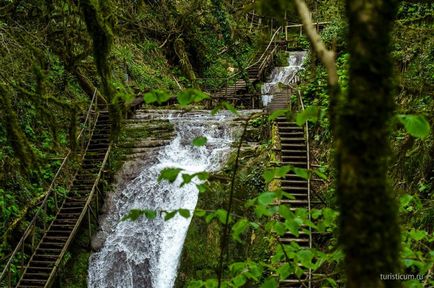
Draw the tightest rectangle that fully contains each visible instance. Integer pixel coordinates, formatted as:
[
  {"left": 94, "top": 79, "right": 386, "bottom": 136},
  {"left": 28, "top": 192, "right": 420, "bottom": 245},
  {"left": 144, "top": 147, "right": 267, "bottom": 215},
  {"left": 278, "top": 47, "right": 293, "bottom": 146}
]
[
  {"left": 88, "top": 111, "right": 244, "bottom": 288},
  {"left": 261, "top": 51, "right": 307, "bottom": 107}
]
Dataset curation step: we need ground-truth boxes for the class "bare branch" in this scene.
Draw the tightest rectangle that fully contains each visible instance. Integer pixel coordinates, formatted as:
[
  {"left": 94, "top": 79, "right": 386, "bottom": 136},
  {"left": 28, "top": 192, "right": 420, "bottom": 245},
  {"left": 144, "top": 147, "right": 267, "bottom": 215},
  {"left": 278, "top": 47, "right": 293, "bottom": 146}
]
[{"left": 293, "top": 0, "right": 338, "bottom": 87}]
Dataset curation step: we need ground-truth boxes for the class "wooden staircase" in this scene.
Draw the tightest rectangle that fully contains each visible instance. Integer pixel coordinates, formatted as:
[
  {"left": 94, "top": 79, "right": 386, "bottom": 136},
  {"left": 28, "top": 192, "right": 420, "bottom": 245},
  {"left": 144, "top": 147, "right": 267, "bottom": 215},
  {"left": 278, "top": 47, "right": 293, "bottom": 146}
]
[
  {"left": 267, "top": 79, "right": 313, "bottom": 286},
  {"left": 14, "top": 111, "right": 111, "bottom": 288},
  {"left": 210, "top": 29, "right": 283, "bottom": 108},
  {"left": 276, "top": 117, "right": 312, "bottom": 287}
]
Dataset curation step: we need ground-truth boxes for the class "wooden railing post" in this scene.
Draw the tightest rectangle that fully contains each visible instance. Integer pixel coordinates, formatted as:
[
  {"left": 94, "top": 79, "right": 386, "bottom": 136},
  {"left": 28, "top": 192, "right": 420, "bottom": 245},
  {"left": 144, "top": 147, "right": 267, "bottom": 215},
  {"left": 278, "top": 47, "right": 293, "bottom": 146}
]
[
  {"left": 88, "top": 209, "right": 92, "bottom": 247},
  {"left": 225, "top": 79, "right": 228, "bottom": 99},
  {"left": 21, "top": 244, "right": 24, "bottom": 275},
  {"left": 8, "top": 266, "right": 11, "bottom": 288},
  {"left": 54, "top": 187, "right": 58, "bottom": 210}
]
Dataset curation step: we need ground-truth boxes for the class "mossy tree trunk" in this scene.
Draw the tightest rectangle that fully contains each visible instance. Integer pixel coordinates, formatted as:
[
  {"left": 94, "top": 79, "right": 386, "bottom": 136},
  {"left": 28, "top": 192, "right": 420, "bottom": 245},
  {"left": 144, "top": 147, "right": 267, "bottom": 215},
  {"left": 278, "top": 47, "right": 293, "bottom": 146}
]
[
  {"left": 81, "top": 0, "right": 121, "bottom": 138},
  {"left": 335, "top": 1, "right": 401, "bottom": 287}
]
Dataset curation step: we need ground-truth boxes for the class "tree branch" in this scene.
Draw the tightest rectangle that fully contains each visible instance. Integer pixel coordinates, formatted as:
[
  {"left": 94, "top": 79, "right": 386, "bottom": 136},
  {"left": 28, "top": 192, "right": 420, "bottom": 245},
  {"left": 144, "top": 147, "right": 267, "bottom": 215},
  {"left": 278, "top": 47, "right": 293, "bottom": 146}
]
[{"left": 293, "top": 0, "right": 338, "bottom": 87}]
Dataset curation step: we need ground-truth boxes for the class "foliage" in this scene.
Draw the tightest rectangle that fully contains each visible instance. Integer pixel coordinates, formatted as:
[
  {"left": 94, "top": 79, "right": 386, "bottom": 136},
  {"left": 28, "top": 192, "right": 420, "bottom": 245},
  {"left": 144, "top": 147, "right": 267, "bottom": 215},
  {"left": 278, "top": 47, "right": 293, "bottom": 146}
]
[{"left": 397, "top": 114, "right": 431, "bottom": 139}]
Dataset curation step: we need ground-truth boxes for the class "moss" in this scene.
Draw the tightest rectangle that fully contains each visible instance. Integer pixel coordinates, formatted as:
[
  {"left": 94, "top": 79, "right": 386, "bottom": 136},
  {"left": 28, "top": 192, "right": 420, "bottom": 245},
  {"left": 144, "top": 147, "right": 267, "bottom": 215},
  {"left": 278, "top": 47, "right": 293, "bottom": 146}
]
[
  {"left": 58, "top": 251, "right": 91, "bottom": 288},
  {"left": 334, "top": 1, "right": 401, "bottom": 287}
]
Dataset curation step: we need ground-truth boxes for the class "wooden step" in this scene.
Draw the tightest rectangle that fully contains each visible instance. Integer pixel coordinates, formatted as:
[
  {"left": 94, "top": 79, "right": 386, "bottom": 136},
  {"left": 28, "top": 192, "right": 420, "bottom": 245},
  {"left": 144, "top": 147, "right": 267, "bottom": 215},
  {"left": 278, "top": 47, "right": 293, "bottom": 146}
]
[
  {"left": 280, "top": 199, "right": 309, "bottom": 205},
  {"left": 280, "top": 143, "right": 305, "bottom": 149},
  {"left": 280, "top": 137, "right": 305, "bottom": 142},
  {"left": 50, "top": 224, "right": 75, "bottom": 231},
  {"left": 56, "top": 212, "right": 81, "bottom": 219},
  {"left": 17, "top": 278, "right": 47, "bottom": 286},
  {"left": 32, "top": 254, "right": 59, "bottom": 261},
  {"left": 281, "top": 161, "right": 307, "bottom": 167},
  {"left": 279, "top": 132, "right": 304, "bottom": 136},
  {"left": 281, "top": 155, "right": 307, "bottom": 160},
  {"left": 281, "top": 186, "right": 308, "bottom": 191},
  {"left": 281, "top": 180, "right": 308, "bottom": 185},
  {"left": 282, "top": 193, "right": 308, "bottom": 200},
  {"left": 28, "top": 260, "right": 56, "bottom": 267},
  {"left": 46, "top": 231, "right": 71, "bottom": 238}
]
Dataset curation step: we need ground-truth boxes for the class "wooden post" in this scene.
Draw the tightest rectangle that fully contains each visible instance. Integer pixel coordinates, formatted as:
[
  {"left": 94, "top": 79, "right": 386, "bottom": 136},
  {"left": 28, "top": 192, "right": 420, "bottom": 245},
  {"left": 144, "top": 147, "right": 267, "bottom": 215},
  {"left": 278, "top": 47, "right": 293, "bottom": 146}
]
[
  {"left": 31, "top": 225, "right": 35, "bottom": 251},
  {"left": 43, "top": 203, "right": 47, "bottom": 231},
  {"left": 225, "top": 79, "right": 228, "bottom": 99},
  {"left": 285, "top": 26, "right": 288, "bottom": 41},
  {"left": 96, "top": 187, "right": 99, "bottom": 216},
  {"left": 21, "top": 244, "right": 24, "bottom": 274},
  {"left": 54, "top": 188, "right": 58, "bottom": 211},
  {"left": 88, "top": 209, "right": 92, "bottom": 246},
  {"left": 8, "top": 266, "right": 11, "bottom": 288}
]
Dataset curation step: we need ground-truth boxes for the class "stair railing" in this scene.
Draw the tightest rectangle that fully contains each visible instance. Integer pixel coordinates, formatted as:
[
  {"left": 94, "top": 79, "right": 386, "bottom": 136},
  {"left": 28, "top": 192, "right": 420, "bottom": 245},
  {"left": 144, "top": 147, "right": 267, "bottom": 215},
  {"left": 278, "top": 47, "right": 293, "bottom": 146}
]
[
  {"left": 297, "top": 89, "right": 312, "bottom": 288},
  {"left": 45, "top": 142, "right": 112, "bottom": 288},
  {"left": 0, "top": 90, "right": 99, "bottom": 288},
  {"left": 246, "top": 26, "right": 282, "bottom": 71},
  {"left": 257, "top": 43, "right": 280, "bottom": 79}
]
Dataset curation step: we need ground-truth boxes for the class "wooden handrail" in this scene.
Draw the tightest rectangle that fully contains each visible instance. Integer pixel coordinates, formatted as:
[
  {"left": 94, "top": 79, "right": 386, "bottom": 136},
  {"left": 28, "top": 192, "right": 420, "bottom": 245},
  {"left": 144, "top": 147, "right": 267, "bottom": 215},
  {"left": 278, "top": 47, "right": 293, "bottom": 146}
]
[
  {"left": 246, "top": 26, "right": 282, "bottom": 70},
  {"left": 297, "top": 89, "right": 312, "bottom": 288},
  {"left": 77, "top": 88, "right": 97, "bottom": 141},
  {"left": 0, "top": 150, "right": 70, "bottom": 283},
  {"left": 45, "top": 142, "right": 112, "bottom": 288},
  {"left": 0, "top": 90, "right": 99, "bottom": 286}
]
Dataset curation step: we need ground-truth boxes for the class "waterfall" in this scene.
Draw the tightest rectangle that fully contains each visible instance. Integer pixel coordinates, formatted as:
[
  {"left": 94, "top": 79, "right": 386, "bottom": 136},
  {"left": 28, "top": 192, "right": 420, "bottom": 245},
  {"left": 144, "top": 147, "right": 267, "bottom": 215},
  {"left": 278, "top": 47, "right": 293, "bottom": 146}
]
[
  {"left": 261, "top": 51, "right": 307, "bottom": 107},
  {"left": 88, "top": 110, "right": 245, "bottom": 288}
]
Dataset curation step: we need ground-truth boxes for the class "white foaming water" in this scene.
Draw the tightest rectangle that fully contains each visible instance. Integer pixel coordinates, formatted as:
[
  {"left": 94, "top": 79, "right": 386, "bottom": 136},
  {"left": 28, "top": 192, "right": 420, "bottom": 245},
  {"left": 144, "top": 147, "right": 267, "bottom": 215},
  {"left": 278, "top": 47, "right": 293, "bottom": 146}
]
[
  {"left": 88, "top": 110, "right": 245, "bottom": 288},
  {"left": 261, "top": 51, "right": 307, "bottom": 106}
]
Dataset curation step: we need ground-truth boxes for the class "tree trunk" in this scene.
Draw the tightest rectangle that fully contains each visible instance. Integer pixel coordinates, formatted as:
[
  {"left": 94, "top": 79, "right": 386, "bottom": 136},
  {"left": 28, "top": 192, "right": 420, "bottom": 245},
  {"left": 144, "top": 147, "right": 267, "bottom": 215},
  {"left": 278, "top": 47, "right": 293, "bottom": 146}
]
[{"left": 336, "top": 1, "right": 401, "bottom": 287}]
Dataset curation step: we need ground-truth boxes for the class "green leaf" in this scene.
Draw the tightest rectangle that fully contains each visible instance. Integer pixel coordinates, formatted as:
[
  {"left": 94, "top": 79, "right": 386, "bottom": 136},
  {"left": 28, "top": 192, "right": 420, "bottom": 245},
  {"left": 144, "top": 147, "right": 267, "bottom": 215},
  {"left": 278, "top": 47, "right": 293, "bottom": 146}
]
[
  {"left": 263, "top": 166, "right": 292, "bottom": 183},
  {"left": 122, "top": 209, "right": 157, "bottom": 221},
  {"left": 196, "top": 183, "right": 207, "bottom": 193},
  {"left": 297, "top": 249, "right": 314, "bottom": 268},
  {"left": 255, "top": 204, "right": 273, "bottom": 217},
  {"left": 232, "top": 275, "right": 247, "bottom": 287},
  {"left": 194, "top": 208, "right": 206, "bottom": 217},
  {"left": 177, "top": 88, "right": 209, "bottom": 106},
  {"left": 205, "top": 213, "right": 215, "bottom": 223},
  {"left": 311, "top": 209, "right": 322, "bottom": 220},
  {"left": 293, "top": 167, "right": 309, "bottom": 180},
  {"left": 397, "top": 114, "right": 431, "bottom": 139},
  {"left": 144, "top": 89, "right": 171, "bottom": 104},
  {"left": 223, "top": 101, "right": 239, "bottom": 115},
  {"left": 178, "top": 208, "right": 191, "bottom": 218},
  {"left": 408, "top": 229, "right": 427, "bottom": 241},
  {"left": 182, "top": 173, "right": 194, "bottom": 186},
  {"left": 122, "top": 209, "right": 144, "bottom": 221},
  {"left": 158, "top": 168, "right": 182, "bottom": 183},
  {"left": 325, "top": 278, "right": 338, "bottom": 288},
  {"left": 192, "top": 136, "right": 207, "bottom": 146},
  {"left": 195, "top": 172, "right": 209, "bottom": 180},
  {"left": 285, "top": 218, "right": 300, "bottom": 237},
  {"left": 216, "top": 209, "right": 230, "bottom": 224},
  {"left": 272, "top": 221, "right": 286, "bottom": 236},
  {"left": 231, "top": 218, "right": 250, "bottom": 243},
  {"left": 144, "top": 210, "right": 157, "bottom": 219},
  {"left": 205, "top": 279, "right": 218, "bottom": 288},
  {"left": 187, "top": 280, "right": 204, "bottom": 288},
  {"left": 257, "top": 192, "right": 278, "bottom": 206},
  {"left": 260, "top": 278, "right": 278, "bottom": 288},
  {"left": 400, "top": 194, "right": 413, "bottom": 209},
  {"left": 296, "top": 106, "right": 320, "bottom": 126},
  {"left": 269, "top": 109, "right": 289, "bottom": 121},
  {"left": 314, "top": 169, "right": 327, "bottom": 180},
  {"left": 276, "top": 263, "right": 291, "bottom": 280},
  {"left": 164, "top": 210, "right": 177, "bottom": 221},
  {"left": 279, "top": 205, "right": 293, "bottom": 220}
]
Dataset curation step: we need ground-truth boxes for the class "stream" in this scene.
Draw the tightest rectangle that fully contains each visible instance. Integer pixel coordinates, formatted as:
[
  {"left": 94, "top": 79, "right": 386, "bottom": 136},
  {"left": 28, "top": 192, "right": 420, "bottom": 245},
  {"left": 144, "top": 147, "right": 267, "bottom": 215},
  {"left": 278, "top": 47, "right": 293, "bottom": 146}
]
[{"left": 88, "top": 111, "right": 246, "bottom": 288}]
